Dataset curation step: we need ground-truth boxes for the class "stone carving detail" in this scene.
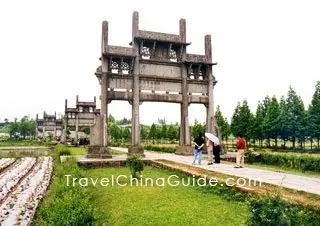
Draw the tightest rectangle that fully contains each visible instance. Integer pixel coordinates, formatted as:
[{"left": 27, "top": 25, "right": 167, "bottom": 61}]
[
  {"left": 141, "top": 46, "right": 150, "bottom": 59},
  {"left": 111, "top": 61, "right": 119, "bottom": 73},
  {"left": 188, "top": 64, "right": 206, "bottom": 80},
  {"left": 121, "top": 62, "right": 130, "bottom": 74},
  {"left": 169, "top": 49, "right": 177, "bottom": 62}
]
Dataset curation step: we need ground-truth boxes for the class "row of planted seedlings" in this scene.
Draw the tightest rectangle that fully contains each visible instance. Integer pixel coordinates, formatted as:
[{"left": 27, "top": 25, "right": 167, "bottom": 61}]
[
  {"left": 0, "top": 154, "right": 53, "bottom": 225},
  {"left": 0, "top": 158, "right": 16, "bottom": 172}
]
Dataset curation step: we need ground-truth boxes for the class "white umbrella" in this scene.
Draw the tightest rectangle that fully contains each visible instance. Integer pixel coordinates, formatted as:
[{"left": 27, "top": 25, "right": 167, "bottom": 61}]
[{"left": 205, "top": 132, "right": 220, "bottom": 146}]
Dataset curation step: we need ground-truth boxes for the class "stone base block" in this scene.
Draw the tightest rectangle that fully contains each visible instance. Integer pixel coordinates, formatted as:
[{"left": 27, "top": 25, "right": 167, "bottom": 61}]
[
  {"left": 128, "top": 146, "right": 145, "bottom": 157},
  {"left": 175, "top": 145, "right": 193, "bottom": 156},
  {"left": 86, "top": 146, "right": 112, "bottom": 159}
]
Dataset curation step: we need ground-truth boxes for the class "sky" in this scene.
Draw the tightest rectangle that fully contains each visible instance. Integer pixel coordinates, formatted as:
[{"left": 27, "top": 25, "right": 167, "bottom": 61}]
[{"left": 1, "top": 0, "right": 319, "bottom": 125}]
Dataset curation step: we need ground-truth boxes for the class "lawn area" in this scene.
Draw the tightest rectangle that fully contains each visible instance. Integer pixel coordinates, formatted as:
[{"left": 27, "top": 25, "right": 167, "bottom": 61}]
[
  {"left": 0, "top": 139, "right": 50, "bottom": 147},
  {"left": 69, "top": 147, "right": 86, "bottom": 155},
  {"left": 83, "top": 166, "right": 250, "bottom": 226},
  {"left": 69, "top": 147, "right": 127, "bottom": 155}
]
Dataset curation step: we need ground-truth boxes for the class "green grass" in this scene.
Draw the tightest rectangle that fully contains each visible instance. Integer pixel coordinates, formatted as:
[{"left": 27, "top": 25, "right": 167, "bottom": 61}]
[
  {"left": 69, "top": 147, "right": 126, "bottom": 156},
  {"left": 82, "top": 166, "right": 250, "bottom": 226},
  {"left": 0, "top": 139, "right": 51, "bottom": 147},
  {"left": 69, "top": 147, "right": 86, "bottom": 155}
]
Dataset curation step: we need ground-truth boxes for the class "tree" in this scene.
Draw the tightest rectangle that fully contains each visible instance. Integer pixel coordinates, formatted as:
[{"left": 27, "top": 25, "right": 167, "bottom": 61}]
[
  {"left": 167, "top": 125, "right": 179, "bottom": 141},
  {"left": 286, "top": 86, "right": 305, "bottom": 149},
  {"left": 191, "top": 120, "right": 205, "bottom": 139},
  {"left": 149, "top": 123, "right": 157, "bottom": 144},
  {"left": 263, "top": 96, "right": 280, "bottom": 147},
  {"left": 155, "top": 126, "right": 162, "bottom": 140},
  {"left": 215, "top": 106, "right": 231, "bottom": 141},
  {"left": 140, "top": 125, "right": 149, "bottom": 140},
  {"left": 9, "top": 118, "right": 20, "bottom": 138},
  {"left": 122, "top": 127, "right": 130, "bottom": 141},
  {"left": 252, "top": 102, "right": 265, "bottom": 147},
  {"left": 20, "top": 116, "right": 30, "bottom": 139},
  {"left": 108, "top": 114, "right": 115, "bottom": 123},
  {"left": 108, "top": 122, "right": 121, "bottom": 142},
  {"left": 308, "top": 81, "right": 320, "bottom": 149},
  {"left": 278, "top": 96, "right": 290, "bottom": 148},
  {"left": 262, "top": 96, "right": 271, "bottom": 116},
  {"left": 231, "top": 100, "right": 254, "bottom": 140},
  {"left": 118, "top": 117, "right": 131, "bottom": 125},
  {"left": 160, "top": 124, "right": 167, "bottom": 140}
]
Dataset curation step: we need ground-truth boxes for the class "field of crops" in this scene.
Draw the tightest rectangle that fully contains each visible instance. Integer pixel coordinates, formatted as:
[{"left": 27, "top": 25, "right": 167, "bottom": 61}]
[{"left": 0, "top": 157, "right": 53, "bottom": 225}]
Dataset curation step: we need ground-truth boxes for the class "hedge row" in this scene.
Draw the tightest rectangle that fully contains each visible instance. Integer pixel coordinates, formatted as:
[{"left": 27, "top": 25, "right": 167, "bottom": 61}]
[
  {"left": 142, "top": 145, "right": 176, "bottom": 153},
  {"left": 251, "top": 151, "right": 320, "bottom": 172}
]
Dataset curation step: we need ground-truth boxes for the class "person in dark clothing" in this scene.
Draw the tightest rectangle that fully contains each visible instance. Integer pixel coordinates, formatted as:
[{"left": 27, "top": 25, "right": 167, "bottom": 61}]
[
  {"left": 192, "top": 133, "right": 205, "bottom": 165},
  {"left": 213, "top": 144, "right": 221, "bottom": 163}
]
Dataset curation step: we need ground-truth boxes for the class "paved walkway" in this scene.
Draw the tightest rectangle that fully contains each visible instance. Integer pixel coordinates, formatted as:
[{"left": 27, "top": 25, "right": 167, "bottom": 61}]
[{"left": 110, "top": 147, "right": 320, "bottom": 195}]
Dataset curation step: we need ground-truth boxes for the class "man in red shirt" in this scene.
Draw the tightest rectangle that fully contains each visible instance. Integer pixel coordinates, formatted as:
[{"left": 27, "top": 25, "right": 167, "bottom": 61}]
[{"left": 235, "top": 135, "right": 246, "bottom": 168}]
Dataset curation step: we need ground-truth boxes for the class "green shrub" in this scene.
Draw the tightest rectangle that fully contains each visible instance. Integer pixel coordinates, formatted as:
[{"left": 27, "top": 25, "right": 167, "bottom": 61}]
[
  {"left": 248, "top": 196, "right": 320, "bottom": 226},
  {"left": 59, "top": 149, "right": 71, "bottom": 156},
  {"left": 259, "top": 152, "right": 320, "bottom": 172},
  {"left": 143, "top": 145, "right": 175, "bottom": 153},
  {"left": 245, "top": 150, "right": 256, "bottom": 164},
  {"left": 55, "top": 144, "right": 71, "bottom": 156},
  {"left": 38, "top": 158, "right": 95, "bottom": 225},
  {"left": 126, "top": 155, "right": 144, "bottom": 178}
]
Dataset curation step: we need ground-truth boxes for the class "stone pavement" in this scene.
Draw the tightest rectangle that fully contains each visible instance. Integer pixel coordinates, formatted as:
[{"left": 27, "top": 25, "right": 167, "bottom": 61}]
[{"left": 110, "top": 147, "right": 320, "bottom": 195}]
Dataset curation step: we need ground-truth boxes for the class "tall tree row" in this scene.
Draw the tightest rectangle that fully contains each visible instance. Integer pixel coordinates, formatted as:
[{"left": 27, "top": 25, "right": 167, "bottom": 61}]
[
  {"left": 308, "top": 81, "right": 320, "bottom": 148},
  {"left": 229, "top": 82, "right": 320, "bottom": 150}
]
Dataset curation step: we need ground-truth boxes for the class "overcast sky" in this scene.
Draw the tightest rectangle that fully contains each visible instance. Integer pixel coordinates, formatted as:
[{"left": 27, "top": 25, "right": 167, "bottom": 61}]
[{"left": 1, "top": 0, "right": 319, "bottom": 125}]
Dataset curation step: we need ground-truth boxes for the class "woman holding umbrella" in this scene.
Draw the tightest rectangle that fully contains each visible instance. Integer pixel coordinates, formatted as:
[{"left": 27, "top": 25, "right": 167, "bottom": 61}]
[{"left": 205, "top": 133, "right": 220, "bottom": 165}]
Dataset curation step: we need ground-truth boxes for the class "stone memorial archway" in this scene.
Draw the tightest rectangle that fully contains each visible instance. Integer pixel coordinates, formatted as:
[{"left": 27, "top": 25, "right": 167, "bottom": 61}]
[{"left": 87, "top": 11, "right": 221, "bottom": 158}]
